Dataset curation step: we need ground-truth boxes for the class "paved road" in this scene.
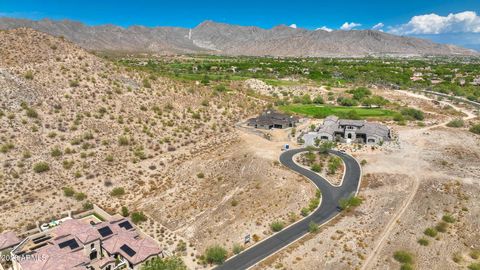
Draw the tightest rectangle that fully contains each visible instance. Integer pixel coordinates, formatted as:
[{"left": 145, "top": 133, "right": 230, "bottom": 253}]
[{"left": 215, "top": 148, "right": 362, "bottom": 270}]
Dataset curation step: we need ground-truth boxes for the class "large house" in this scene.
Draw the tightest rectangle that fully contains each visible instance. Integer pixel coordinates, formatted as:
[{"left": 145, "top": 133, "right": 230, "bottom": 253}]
[
  {"left": 6, "top": 213, "right": 162, "bottom": 270},
  {"left": 302, "top": 116, "right": 391, "bottom": 145},
  {"left": 247, "top": 110, "right": 299, "bottom": 129}
]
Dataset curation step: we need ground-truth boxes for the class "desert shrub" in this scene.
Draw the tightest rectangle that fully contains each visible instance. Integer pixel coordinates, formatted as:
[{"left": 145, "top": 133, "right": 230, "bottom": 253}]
[
  {"left": 417, "top": 238, "right": 429, "bottom": 246},
  {"left": 63, "top": 160, "right": 74, "bottom": 169},
  {"left": 131, "top": 211, "right": 147, "bottom": 224},
  {"left": 424, "top": 227, "right": 438, "bottom": 237},
  {"left": 339, "top": 196, "right": 362, "bottom": 210},
  {"left": 270, "top": 221, "right": 285, "bottom": 232},
  {"left": 142, "top": 78, "right": 151, "bottom": 88},
  {"left": 435, "top": 222, "right": 448, "bottom": 233},
  {"left": 360, "top": 159, "right": 367, "bottom": 166},
  {"left": 470, "top": 124, "right": 480, "bottom": 135},
  {"left": 110, "top": 187, "right": 125, "bottom": 197},
  {"left": 33, "top": 162, "right": 50, "bottom": 173},
  {"left": 442, "top": 214, "right": 455, "bottom": 223},
  {"left": 24, "top": 70, "right": 34, "bottom": 80},
  {"left": 315, "top": 189, "right": 322, "bottom": 199},
  {"left": 468, "top": 263, "right": 480, "bottom": 270},
  {"left": 63, "top": 187, "right": 75, "bottom": 197},
  {"left": 118, "top": 136, "right": 130, "bottom": 146},
  {"left": 232, "top": 243, "right": 244, "bottom": 254},
  {"left": 400, "top": 264, "right": 414, "bottom": 270},
  {"left": 197, "top": 172, "right": 205, "bottom": 178},
  {"left": 176, "top": 240, "right": 187, "bottom": 252},
  {"left": 204, "top": 245, "right": 227, "bottom": 264},
  {"left": 446, "top": 119, "right": 464, "bottom": 128},
  {"left": 141, "top": 256, "right": 187, "bottom": 270},
  {"left": 470, "top": 249, "right": 480, "bottom": 260},
  {"left": 393, "top": 250, "right": 414, "bottom": 264},
  {"left": 0, "top": 143, "right": 14, "bottom": 153},
  {"left": 51, "top": 147, "right": 63, "bottom": 157},
  {"left": 308, "top": 221, "right": 319, "bottom": 233},
  {"left": 74, "top": 192, "right": 87, "bottom": 201},
  {"left": 25, "top": 107, "right": 38, "bottom": 118},
  {"left": 69, "top": 80, "right": 79, "bottom": 87},
  {"left": 401, "top": 108, "right": 424, "bottom": 120},
  {"left": 121, "top": 206, "right": 129, "bottom": 217}
]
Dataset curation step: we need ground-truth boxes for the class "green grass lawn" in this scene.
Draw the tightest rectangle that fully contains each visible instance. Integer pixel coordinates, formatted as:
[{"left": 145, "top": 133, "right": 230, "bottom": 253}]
[{"left": 278, "top": 104, "right": 396, "bottom": 119}]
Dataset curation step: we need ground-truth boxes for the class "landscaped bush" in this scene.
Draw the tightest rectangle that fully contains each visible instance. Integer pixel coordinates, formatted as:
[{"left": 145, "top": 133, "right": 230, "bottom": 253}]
[
  {"left": 204, "top": 245, "right": 227, "bottom": 264},
  {"left": 301, "top": 207, "right": 310, "bottom": 217},
  {"left": 83, "top": 201, "right": 93, "bottom": 210},
  {"left": 141, "top": 256, "right": 187, "bottom": 270},
  {"left": 308, "top": 221, "right": 319, "bottom": 233},
  {"left": 131, "top": 211, "right": 147, "bottom": 224},
  {"left": 308, "top": 197, "right": 320, "bottom": 212},
  {"left": 232, "top": 243, "right": 244, "bottom": 255},
  {"left": 311, "top": 163, "right": 322, "bottom": 172},
  {"left": 270, "top": 220, "right": 285, "bottom": 232},
  {"left": 339, "top": 196, "right": 362, "bottom": 210},
  {"left": 33, "top": 162, "right": 50, "bottom": 173},
  {"left": 121, "top": 206, "right": 129, "bottom": 217}
]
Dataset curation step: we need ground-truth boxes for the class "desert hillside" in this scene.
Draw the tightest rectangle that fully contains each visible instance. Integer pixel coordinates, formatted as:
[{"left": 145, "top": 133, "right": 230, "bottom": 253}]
[{"left": 0, "top": 28, "right": 262, "bottom": 229}]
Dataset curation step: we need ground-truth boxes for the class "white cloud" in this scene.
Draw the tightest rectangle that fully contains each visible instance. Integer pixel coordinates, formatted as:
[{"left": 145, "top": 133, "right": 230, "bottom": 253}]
[
  {"left": 340, "top": 22, "right": 361, "bottom": 30},
  {"left": 390, "top": 11, "right": 480, "bottom": 35},
  {"left": 316, "top": 26, "right": 333, "bottom": 32},
  {"left": 289, "top": 24, "right": 297, "bottom": 29},
  {"left": 372, "top": 22, "right": 384, "bottom": 31}
]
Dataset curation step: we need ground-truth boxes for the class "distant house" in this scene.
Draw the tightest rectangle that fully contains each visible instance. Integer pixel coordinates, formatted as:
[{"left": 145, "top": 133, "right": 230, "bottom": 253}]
[
  {"left": 9, "top": 213, "right": 163, "bottom": 270},
  {"left": 302, "top": 116, "right": 391, "bottom": 145},
  {"left": 472, "top": 76, "right": 480, "bottom": 86},
  {"left": 248, "top": 110, "right": 299, "bottom": 129}
]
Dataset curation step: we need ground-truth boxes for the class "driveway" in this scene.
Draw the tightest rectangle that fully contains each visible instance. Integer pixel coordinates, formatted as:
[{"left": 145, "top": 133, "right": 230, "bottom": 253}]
[{"left": 215, "top": 148, "right": 362, "bottom": 270}]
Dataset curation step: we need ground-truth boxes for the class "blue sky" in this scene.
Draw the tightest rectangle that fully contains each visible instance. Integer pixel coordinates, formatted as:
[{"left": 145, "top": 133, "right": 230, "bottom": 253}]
[{"left": 1, "top": 0, "right": 480, "bottom": 49}]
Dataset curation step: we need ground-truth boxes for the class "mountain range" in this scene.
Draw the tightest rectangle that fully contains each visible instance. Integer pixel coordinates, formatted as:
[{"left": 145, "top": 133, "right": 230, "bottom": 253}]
[{"left": 0, "top": 17, "right": 477, "bottom": 57}]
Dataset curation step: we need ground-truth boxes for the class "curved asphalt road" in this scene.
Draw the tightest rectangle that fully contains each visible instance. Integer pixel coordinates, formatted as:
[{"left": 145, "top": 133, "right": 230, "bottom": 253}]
[{"left": 215, "top": 148, "right": 362, "bottom": 270}]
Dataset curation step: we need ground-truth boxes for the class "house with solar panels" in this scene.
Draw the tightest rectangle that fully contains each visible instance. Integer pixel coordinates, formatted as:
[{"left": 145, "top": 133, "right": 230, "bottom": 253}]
[{"left": 8, "top": 207, "right": 163, "bottom": 270}]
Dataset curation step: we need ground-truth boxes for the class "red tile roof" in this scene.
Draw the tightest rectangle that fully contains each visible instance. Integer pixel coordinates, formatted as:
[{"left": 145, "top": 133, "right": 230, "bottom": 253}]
[{"left": 0, "top": 231, "right": 21, "bottom": 250}]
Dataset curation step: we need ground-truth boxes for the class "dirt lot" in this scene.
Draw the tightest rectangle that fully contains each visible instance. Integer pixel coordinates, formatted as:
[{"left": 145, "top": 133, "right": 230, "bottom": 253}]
[{"left": 139, "top": 129, "right": 316, "bottom": 268}]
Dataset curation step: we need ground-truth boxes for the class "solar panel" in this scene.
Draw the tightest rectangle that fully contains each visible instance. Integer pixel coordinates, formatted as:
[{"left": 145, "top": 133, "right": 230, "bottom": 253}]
[
  {"left": 120, "top": 244, "right": 136, "bottom": 257},
  {"left": 58, "top": 239, "right": 80, "bottom": 250},
  {"left": 98, "top": 226, "right": 113, "bottom": 237},
  {"left": 118, "top": 220, "right": 133, "bottom": 230}
]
